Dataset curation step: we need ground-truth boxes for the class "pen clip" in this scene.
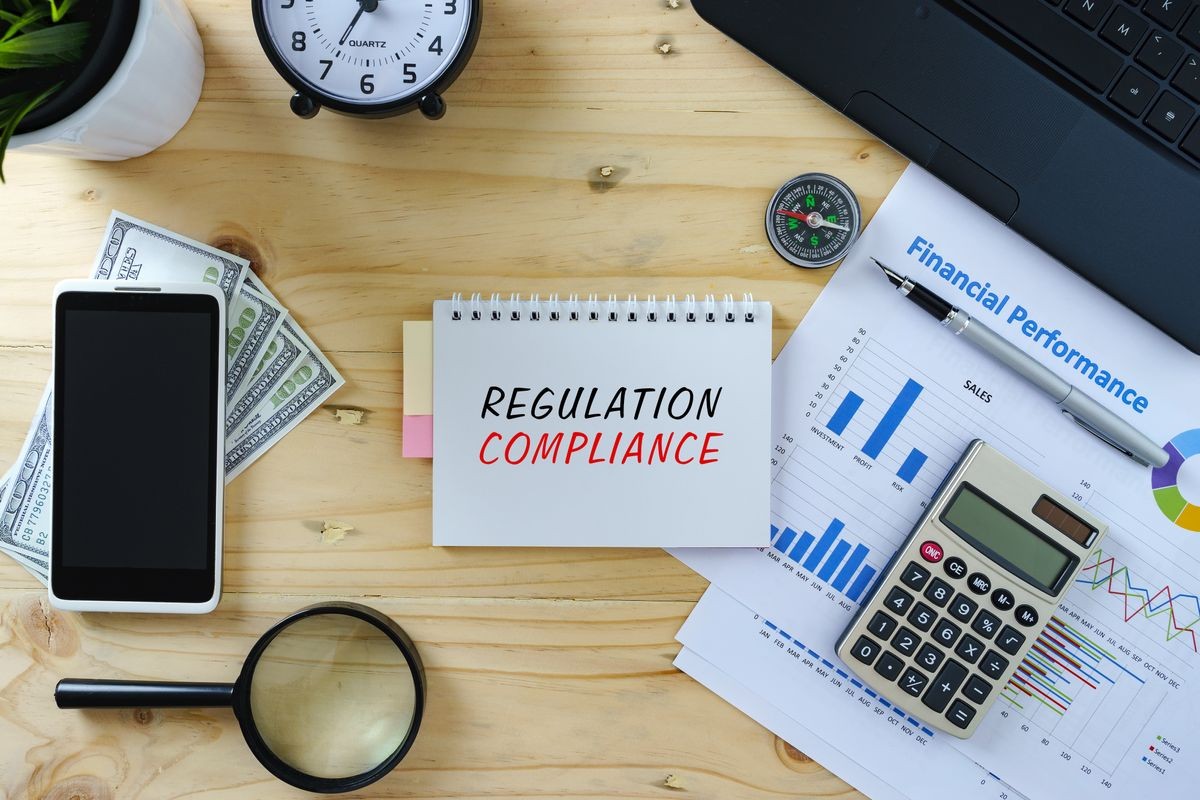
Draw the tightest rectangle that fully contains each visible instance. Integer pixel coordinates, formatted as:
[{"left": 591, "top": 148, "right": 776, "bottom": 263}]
[{"left": 1061, "top": 409, "right": 1152, "bottom": 468}]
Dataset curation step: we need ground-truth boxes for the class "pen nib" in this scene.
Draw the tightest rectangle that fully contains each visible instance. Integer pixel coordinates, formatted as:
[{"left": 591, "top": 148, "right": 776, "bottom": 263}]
[{"left": 871, "top": 257, "right": 904, "bottom": 289}]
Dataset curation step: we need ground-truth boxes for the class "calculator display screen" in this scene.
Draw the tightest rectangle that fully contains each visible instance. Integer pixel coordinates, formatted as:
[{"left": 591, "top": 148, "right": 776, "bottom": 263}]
[{"left": 940, "top": 484, "right": 1075, "bottom": 593}]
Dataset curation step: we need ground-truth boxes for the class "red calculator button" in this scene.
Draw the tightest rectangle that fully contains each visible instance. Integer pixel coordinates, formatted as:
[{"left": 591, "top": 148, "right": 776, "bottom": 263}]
[{"left": 920, "top": 541, "right": 944, "bottom": 563}]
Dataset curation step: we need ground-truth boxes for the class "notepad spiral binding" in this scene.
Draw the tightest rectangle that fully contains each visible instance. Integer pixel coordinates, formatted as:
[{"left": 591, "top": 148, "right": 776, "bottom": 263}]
[{"left": 449, "top": 293, "right": 759, "bottom": 323}]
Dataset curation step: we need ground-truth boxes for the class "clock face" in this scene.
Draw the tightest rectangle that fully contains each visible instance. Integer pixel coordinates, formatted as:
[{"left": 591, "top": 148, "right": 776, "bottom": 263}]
[{"left": 260, "top": 0, "right": 473, "bottom": 107}]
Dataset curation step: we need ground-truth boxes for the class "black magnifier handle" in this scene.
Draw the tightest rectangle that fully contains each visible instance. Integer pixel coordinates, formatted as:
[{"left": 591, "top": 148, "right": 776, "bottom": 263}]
[{"left": 55, "top": 679, "right": 236, "bottom": 709}]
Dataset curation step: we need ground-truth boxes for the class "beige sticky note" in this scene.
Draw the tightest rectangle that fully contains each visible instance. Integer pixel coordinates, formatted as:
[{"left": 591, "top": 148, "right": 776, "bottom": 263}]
[{"left": 403, "top": 320, "right": 434, "bottom": 415}]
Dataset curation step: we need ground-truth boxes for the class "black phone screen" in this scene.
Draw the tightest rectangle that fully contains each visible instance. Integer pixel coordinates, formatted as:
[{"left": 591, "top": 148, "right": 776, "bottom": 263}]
[{"left": 52, "top": 290, "right": 221, "bottom": 603}]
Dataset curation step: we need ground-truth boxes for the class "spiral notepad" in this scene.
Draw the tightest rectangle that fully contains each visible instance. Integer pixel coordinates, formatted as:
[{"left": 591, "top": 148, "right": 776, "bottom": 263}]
[{"left": 432, "top": 293, "right": 772, "bottom": 547}]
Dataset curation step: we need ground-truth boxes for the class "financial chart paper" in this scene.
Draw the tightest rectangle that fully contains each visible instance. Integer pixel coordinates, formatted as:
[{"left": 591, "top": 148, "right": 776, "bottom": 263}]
[{"left": 674, "top": 166, "right": 1200, "bottom": 799}]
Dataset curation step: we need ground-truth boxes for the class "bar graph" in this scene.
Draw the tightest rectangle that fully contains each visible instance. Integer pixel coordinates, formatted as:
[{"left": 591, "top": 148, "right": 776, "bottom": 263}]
[
  {"left": 770, "top": 520, "right": 877, "bottom": 602},
  {"left": 823, "top": 375, "right": 933, "bottom": 486}
]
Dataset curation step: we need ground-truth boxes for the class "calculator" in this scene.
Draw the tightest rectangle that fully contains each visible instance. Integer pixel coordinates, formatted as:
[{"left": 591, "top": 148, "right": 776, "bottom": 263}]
[{"left": 834, "top": 440, "right": 1106, "bottom": 737}]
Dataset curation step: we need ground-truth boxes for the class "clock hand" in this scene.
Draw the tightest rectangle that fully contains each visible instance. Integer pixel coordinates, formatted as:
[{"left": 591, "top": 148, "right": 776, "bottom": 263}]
[{"left": 339, "top": 4, "right": 366, "bottom": 46}]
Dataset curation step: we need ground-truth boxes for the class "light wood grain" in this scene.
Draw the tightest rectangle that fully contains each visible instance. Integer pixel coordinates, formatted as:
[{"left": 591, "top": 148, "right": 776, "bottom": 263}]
[{"left": 0, "top": 0, "right": 907, "bottom": 796}]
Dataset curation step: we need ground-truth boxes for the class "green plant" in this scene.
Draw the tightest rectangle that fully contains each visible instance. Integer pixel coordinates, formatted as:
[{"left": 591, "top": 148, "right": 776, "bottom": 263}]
[{"left": 0, "top": 0, "right": 90, "bottom": 181}]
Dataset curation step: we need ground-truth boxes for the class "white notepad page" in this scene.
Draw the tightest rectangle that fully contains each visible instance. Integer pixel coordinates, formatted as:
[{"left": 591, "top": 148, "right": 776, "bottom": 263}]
[{"left": 433, "top": 294, "right": 771, "bottom": 547}]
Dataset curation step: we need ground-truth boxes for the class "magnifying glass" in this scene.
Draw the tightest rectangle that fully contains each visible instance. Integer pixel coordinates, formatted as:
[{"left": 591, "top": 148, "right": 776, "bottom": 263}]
[{"left": 55, "top": 602, "right": 425, "bottom": 793}]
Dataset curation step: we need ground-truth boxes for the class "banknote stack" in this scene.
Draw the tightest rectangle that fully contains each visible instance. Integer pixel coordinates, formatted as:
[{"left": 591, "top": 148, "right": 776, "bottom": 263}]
[{"left": 0, "top": 212, "right": 345, "bottom": 584}]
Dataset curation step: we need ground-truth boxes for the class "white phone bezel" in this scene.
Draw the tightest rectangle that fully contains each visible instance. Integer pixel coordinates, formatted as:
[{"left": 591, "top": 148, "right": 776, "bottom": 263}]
[{"left": 48, "top": 279, "right": 225, "bottom": 614}]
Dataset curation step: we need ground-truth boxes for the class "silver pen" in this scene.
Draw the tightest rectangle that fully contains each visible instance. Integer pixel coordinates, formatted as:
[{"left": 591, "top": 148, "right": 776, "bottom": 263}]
[{"left": 872, "top": 258, "right": 1168, "bottom": 468}]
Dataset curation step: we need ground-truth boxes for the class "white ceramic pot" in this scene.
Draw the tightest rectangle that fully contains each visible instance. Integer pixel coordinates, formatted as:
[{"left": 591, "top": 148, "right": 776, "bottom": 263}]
[{"left": 8, "top": 0, "right": 204, "bottom": 161}]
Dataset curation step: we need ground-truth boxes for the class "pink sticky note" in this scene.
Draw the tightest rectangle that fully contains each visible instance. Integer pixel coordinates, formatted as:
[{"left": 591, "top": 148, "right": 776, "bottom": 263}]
[{"left": 402, "top": 415, "right": 434, "bottom": 458}]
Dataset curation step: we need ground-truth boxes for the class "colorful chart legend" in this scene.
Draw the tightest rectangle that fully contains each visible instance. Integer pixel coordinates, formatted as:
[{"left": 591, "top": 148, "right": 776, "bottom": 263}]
[{"left": 1152, "top": 429, "right": 1200, "bottom": 532}]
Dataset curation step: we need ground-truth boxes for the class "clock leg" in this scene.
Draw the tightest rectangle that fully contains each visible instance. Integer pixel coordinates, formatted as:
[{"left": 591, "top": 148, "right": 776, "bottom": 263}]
[
  {"left": 289, "top": 92, "right": 321, "bottom": 120},
  {"left": 419, "top": 93, "right": 446, "bottom": 121}
]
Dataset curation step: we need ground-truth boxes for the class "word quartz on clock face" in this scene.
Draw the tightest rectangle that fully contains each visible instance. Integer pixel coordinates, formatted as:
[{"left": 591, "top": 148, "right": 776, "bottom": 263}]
[{"left": 254, "top": 0, "right": 480, "bottom": 119}]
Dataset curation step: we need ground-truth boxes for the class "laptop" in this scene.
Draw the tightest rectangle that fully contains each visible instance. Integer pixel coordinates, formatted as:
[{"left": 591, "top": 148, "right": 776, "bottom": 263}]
[{"left": 693, "top": 0, "right": 1200, "bottom": 354}]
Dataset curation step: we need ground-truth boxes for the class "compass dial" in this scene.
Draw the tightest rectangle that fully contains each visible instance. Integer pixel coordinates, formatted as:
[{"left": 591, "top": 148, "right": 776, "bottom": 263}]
[{"left": 765, "top": 174, "right": 862, "bottom": 269}]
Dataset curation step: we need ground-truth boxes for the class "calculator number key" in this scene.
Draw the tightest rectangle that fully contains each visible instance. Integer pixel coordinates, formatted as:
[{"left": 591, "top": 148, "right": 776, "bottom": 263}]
[
  {"left": 923, "top": 577, "right": 953, "bottom": 608},
  {"left": 971, "top": 609, "right": 1001, "bottom": 640},
  {"left": 908, "top": 602, "right": 937, "bottom": 632},
  {"left": 980, "top": 650, "right": 1009, "bottom": 680},
  {"left": 891, "top": 626, "right": 920, "bottom": 656},
  {"left": 900, "top": 561, "right": 931, "bottom": 590},
  {"left": 899, "top": 667, "right": 928, "bottom": 697},
  {"left": 874, "top": 652, "right": 905, "bottom": 682},
  {"left": 954, "top": 634, "right": 984, "bottom": 664},
  {"left": 850, "top": 635, "right": 881, "bottom": 665},
  {"left": 885, "top": 586, "right": 914, "bottom": 614},
  {"left": 915, "top": 642, "right": 945, "bottom": 671},
  {"left": 932, "top": 618, "right": 961, "bottom": 647},
  {"left": 996, "top": 625, "right": 1026, "bottom": 655},
  {"left": 948, "top": 593, "right": 978, "bottom": 622},
  {"left": 867, "top": 611, "right": 898, "bottom": 639}
]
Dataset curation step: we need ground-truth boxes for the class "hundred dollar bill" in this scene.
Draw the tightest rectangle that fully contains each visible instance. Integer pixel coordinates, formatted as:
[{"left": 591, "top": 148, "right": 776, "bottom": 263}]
[
  {"left": 93, "top": 211, "right": 249, "bottom": 305},
  {"left": 226, "top": 326, "right": 304, "bottom": 434},
  {"left": 0, "top": 383, "right": 52, "bottom": 567},
  {"left": 0, "top": 464, "right": 47, "bottom": 583},
  {"left": 226, "top": 283, "right": 287, "bottom": 401},
  {"left": 224, "top": 319, "right": 344, "bottom": 482}
]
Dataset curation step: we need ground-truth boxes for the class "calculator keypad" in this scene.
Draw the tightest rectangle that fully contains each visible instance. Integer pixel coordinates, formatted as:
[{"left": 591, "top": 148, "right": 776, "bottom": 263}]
[{"left": 840, "top": 534, "right": 1057, "bottom": 737}]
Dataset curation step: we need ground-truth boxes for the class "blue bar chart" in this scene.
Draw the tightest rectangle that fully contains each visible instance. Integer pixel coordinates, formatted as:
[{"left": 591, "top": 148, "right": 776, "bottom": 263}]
[
  {"left": 863, "top": 379, "right": 923, "bottom": 458},
  {"left": 770, "top": 521, "right": 877, "bottom": 602},
  {"left": 823, "top": 375, "right": 932, "bottom": 486}
]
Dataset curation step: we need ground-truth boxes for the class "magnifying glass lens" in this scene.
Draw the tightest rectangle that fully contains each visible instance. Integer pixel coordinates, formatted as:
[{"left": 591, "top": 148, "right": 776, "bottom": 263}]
[{"left": 248, "top": 613, "right": 418, "bottom": 780}]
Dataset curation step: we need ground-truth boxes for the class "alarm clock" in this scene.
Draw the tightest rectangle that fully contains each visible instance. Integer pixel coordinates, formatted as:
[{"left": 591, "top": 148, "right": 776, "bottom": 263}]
[{"left": 252, "top": 0, "right": 481, "bottom": 120}]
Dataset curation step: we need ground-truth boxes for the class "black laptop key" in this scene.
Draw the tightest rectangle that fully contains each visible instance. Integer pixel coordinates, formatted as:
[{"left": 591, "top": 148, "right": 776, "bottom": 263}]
[
  {"left": 962, "top": 0, "right": 1124, "bottom": 90},
  {"left": 1065, "top": 0, "right": 1113, "bottom": 30},
  {"left": 1112, "top": 67, "right": 1158, "bottom": 115},
  {"left": 1144, "top": 0, "right": 1189, "bottom": 30},
  {"left": 1138, "top": 31, "right": 1184, "bottom": 76},
  {"left": 1180, "top": 119, "right": 1200, "bottom": 157},
  {"left": 1102, "top": 5, "right": 1150, "bottom": 53},
  {"left": 1182, "top": 7, "right": 1200, "bottom": 48},
  {"left": 922, "top": 659, "right": 968, "bottom": 713},
  {"left": 1172, "top": 54, "right": 1200, "bottom": 101},
  {"left": 1146, "top": 90, "right": 1195, "bottom": 139}
]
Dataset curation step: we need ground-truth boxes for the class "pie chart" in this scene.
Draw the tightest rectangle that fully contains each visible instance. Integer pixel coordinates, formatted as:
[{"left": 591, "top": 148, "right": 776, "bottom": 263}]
[{"left": 1152, "top": 429, "right": 1200, "bottom": 532}]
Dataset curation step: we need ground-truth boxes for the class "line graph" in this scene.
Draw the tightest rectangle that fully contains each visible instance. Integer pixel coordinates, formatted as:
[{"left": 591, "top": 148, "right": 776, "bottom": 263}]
[{"left": 1075, "top": 549, "right": 1200, "bottom": 654}]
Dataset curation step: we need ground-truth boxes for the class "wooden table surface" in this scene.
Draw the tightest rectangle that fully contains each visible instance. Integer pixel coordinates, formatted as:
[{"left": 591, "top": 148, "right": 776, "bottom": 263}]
[{"left": 0, "top": 1, "right": 909, "bottom": 797}]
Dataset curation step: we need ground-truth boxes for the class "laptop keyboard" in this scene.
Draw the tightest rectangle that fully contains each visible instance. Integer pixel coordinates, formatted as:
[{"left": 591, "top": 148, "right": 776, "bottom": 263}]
[{"left": 953, "top": 0, "right": 1200, "bottom": 164}]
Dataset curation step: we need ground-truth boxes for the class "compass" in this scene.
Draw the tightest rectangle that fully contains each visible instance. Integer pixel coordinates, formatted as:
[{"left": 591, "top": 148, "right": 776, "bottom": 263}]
[{"left": 765, "top": 173, "right": 861, "bottom": 268}]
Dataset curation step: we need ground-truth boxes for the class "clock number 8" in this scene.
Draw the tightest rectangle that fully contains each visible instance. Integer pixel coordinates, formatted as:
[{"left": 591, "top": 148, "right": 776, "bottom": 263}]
[{"left": 291, "top": 31, "right": 305, "bottom": 51}]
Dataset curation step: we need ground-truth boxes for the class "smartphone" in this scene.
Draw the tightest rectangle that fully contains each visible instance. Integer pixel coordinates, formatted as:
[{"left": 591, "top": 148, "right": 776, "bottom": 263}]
[{"left": 49, "top": 280, "right": 225, "bottom": 613}]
